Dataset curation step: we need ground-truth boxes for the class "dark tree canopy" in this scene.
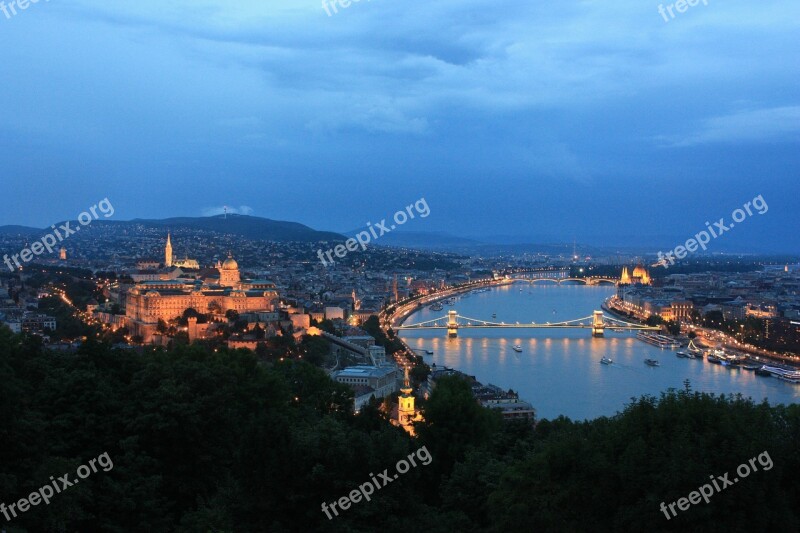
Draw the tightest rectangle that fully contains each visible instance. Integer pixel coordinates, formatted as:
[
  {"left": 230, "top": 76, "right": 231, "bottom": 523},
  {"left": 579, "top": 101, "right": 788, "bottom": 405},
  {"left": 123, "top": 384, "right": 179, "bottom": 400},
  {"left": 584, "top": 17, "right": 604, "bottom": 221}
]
[{"left": 0, "top": 326, "right": 798, "bottom": 532}]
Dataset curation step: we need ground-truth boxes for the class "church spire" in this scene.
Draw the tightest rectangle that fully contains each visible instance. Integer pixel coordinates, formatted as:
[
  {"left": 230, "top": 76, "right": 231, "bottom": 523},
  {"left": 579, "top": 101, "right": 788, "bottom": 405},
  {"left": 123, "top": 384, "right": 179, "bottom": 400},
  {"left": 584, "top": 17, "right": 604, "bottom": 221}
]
[{"left": 165, "top": 233, "right": 173, "bottom": 268}]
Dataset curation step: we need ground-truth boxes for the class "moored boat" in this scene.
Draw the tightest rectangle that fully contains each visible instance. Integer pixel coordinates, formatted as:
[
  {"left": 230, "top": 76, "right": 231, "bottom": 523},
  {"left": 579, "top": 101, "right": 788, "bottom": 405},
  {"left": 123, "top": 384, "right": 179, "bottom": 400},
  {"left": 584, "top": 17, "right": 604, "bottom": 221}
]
[
  {"left": 512, "top": 345, "right": 522, "bottom": 353},
  {"left": 645, "top": 359, "right": 660, "bottom": 367},
  {"left": 761, "top": 365, "right": 800, "bottom": 383},
  {"left": 676, "top": 351, "right": 688, "bottom": 358},
  {"left": 637, "top": 332, "right": 681, "bottom": 349}
]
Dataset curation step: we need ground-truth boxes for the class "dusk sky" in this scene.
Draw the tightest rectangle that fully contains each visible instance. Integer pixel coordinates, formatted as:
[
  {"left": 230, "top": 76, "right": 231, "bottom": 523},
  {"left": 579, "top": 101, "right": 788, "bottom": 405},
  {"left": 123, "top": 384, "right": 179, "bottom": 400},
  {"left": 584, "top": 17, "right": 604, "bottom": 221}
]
[{"left": 1, "top": 0, "right": 798, "bottom": 251}]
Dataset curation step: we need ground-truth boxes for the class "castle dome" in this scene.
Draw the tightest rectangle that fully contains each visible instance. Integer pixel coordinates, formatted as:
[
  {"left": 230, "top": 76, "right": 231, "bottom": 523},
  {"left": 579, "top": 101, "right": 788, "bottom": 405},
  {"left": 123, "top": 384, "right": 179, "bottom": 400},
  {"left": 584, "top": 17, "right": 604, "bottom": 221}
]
[{"left": 222, "top": 255, "right": 239, "bottom": 270}]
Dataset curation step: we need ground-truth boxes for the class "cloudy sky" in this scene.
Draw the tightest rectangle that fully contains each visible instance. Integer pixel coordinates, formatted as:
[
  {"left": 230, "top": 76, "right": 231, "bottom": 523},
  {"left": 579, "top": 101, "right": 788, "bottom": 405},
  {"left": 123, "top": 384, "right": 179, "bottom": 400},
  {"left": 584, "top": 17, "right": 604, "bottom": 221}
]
[{"left": 0, "top": 0, "right": 798, "bottom": 251}]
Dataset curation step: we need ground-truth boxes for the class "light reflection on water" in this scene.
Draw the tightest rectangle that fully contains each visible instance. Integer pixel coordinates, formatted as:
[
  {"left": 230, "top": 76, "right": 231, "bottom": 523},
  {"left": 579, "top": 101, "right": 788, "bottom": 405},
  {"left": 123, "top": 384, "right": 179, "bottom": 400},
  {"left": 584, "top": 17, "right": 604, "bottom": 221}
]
[{"left": 400, "top": 283, "right": 800, "bottom": 420}]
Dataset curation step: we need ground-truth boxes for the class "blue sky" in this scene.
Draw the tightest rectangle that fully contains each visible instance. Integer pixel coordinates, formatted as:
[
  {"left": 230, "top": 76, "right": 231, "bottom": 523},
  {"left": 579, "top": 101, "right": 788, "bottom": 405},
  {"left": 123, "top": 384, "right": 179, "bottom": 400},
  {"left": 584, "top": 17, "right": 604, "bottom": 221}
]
[{"left": 0, "top": 0, "right": 798, "bottom": 251}]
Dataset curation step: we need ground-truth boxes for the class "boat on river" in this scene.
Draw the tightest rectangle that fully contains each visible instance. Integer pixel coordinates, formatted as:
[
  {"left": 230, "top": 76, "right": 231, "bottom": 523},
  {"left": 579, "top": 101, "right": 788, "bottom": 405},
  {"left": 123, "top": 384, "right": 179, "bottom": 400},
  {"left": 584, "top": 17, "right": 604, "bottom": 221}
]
[{"left": 637, "top": 332, "right": 681, "bottom": 349}]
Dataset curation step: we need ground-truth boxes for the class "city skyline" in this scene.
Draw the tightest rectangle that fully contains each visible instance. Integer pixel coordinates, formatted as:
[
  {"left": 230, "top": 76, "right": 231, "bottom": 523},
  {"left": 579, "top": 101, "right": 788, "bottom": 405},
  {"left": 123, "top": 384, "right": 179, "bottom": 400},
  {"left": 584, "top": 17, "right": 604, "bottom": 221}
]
[{"left": 2, "top": 2, "right": 800, "bottom": 531}]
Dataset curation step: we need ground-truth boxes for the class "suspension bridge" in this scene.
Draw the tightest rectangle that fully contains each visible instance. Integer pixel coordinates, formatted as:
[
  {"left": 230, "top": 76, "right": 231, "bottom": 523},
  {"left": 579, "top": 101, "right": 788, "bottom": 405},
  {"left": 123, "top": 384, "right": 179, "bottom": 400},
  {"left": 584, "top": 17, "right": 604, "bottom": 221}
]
[{"left": 395, "top": 310, "right": 660, "bottom": 338}]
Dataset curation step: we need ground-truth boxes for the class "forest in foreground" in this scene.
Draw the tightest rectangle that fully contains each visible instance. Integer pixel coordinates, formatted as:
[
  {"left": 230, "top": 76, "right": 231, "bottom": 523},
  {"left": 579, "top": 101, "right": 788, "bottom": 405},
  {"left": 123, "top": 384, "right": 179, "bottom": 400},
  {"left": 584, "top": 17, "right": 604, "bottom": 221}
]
[{"left": 0, "top": 328, "right": 798, "bottom": 532}]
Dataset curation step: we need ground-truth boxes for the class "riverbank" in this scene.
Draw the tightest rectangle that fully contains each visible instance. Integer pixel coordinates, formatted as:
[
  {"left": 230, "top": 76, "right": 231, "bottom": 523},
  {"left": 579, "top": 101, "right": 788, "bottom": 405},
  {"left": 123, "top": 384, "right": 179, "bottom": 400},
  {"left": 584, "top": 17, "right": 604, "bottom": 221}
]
[
  {"left": 604, "top": 297, "right": 800, "bottom": 369},
  {"left": 384, "top": 280, "right": 538, "bottom": 414},
  {"left": 394, "top": 284, "right": 800, "bottom": 420}
]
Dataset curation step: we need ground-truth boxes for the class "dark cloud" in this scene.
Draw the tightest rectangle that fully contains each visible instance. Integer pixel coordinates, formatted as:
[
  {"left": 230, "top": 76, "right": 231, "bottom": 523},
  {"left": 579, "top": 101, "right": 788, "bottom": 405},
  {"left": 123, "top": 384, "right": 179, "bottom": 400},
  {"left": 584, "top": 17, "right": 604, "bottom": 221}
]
[{"left": 0, "top": 0, "right": 797, "bottom": 251}]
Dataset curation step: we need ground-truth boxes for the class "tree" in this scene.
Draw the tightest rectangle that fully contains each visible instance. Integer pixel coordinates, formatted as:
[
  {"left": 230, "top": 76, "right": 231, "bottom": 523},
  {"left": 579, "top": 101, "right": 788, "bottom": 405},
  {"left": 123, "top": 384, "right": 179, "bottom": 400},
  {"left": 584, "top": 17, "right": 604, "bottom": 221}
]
[
  {"left": 299, "top": 335, "right": 331, "bottom": 367},
  {"left": 665, "top": 320, "right": 681, "bottom": 336},
  {"left": 416, "top": 375, "right": 501, "bottom": 494},
  {"left": 645, "top": 315, "right": 664, "bottom": 327}
]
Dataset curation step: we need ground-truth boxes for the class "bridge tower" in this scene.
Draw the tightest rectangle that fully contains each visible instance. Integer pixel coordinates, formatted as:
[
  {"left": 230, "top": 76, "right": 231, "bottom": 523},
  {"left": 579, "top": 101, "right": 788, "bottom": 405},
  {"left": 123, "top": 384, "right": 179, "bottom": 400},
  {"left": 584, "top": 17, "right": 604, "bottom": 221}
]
[
  {"left": 592, "top": 310, "right": 605, "bottom": 337},
  {"left": 447, "top": 310, "right": 459, "bottom": 338}
]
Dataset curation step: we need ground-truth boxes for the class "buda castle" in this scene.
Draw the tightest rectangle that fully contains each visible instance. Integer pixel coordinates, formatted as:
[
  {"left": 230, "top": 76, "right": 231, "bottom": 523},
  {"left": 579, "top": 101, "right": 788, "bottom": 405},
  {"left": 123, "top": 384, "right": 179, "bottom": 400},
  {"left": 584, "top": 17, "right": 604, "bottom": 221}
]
[{"left": 125, "top": 235, "right": 278, "bottom": 342}]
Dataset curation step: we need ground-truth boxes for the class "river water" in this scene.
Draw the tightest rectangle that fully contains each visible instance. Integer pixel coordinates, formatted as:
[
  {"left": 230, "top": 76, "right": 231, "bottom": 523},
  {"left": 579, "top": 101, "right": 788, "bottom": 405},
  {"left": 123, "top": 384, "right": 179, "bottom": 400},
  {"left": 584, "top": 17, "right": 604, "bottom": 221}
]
[{"left": 399, "top": 283, "right": 800, "bottom": 420}]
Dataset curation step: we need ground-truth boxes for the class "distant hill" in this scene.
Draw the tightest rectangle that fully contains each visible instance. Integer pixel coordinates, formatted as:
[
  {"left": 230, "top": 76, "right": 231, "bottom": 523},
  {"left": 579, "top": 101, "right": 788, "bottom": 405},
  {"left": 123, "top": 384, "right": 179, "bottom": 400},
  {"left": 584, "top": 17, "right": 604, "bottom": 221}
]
[
  {"left": 0, "top": 225, "right": 43, "bottom": 237},
  {"left": 0, "top": 215, "right": 345, "bottom": 243},
  {"left": 122, "top": 215, "right": 345, "bottom": 242}
]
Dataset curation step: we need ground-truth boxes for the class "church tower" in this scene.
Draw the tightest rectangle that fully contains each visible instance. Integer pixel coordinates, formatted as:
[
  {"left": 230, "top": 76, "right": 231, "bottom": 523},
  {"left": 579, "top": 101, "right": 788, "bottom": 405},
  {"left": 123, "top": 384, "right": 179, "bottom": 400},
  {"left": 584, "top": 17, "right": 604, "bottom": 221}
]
[
  {"left": 165, "top": 233, "right": 173, "bottom": 268},
  {"left": 398, "top": 366, "right": 416, "bottom": 432}
]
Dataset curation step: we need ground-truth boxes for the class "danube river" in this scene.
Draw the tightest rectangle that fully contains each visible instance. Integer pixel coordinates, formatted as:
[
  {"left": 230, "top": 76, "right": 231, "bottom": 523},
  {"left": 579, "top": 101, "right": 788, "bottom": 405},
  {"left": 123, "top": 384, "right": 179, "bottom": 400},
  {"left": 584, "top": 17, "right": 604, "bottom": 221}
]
[{"left": 399, "top": 283, "right": 800, "bottom": 420}]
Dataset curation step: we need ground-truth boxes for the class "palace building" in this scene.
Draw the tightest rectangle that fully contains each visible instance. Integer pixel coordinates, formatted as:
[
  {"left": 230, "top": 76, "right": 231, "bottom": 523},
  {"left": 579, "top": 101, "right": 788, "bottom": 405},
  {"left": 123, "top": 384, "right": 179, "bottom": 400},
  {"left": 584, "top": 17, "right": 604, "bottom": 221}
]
[{"left": 125, "top": 236, "right": 278, "bottom": 342}]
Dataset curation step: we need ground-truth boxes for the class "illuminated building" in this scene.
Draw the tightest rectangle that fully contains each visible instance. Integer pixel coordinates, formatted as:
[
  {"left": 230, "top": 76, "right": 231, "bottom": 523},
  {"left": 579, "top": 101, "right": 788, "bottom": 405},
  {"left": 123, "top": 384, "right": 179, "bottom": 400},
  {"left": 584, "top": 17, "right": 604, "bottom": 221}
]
[
  {"left": 620, "top": 267, "right": 631, "bottom": 284},
  {"left": 173, "top": 257, "right": 200, "bottom": 269},
  {"left": 395, "top": 366, "right": 422, "bottom": 435},
  {"left": 125, "top": 247, "right": 278, "bottom": 343},
  {"left": 164, "top": 234, "right": 200, "bottom": 269},
  {"left": 633, "top": 264, "right": 651, "bottom": 285},
  {"left": 397, "top": 367, "right": 416, "bottom": 431},
  {"left": 332, "top": 365, "right": 399, "bottom": 412},
  {"left": 165, "top": 233, "right": 173, "bottom": 267},
  {"left": 217, "top": 253, "right": 241, "bottom": 287}
]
